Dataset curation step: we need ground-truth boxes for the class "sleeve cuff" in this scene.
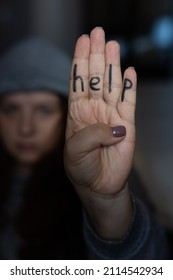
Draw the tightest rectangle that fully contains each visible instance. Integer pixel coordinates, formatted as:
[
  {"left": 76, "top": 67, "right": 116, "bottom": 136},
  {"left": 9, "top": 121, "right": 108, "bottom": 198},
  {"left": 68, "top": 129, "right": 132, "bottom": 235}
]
[{"left": 83, "top": 193, "right": 152, "bottom": 259}]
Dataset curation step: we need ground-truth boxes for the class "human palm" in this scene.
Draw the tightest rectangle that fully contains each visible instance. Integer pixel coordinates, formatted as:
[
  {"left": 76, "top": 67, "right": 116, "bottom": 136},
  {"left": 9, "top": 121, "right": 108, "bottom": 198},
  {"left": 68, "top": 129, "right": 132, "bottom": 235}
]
[{"left": 65, "top": 27, "right": 137, "bottom": 195}]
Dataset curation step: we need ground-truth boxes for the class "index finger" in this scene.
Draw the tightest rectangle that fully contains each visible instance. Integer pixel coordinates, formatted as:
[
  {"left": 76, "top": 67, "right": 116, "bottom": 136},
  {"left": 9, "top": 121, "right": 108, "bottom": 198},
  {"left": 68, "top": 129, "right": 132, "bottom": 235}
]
[{"left": 69, "top": 34, "right": 90, "bottom": 101}]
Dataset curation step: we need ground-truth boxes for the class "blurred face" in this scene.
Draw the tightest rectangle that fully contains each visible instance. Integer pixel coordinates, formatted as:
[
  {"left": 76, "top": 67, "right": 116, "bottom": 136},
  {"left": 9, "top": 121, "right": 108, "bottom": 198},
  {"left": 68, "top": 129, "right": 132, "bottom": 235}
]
[{"left": 0, "top": 91, "right": 66, "bottom": 166}]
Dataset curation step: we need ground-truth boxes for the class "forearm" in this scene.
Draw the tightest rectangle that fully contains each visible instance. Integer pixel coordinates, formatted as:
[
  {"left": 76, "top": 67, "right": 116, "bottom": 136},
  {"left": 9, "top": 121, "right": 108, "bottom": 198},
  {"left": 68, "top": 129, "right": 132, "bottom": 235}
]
[
  {"left": 83, "top": 194, "right": 169, "bottom": 260},
  {"left": 81, "top": 183, "right": 132, "bottom": 240}
]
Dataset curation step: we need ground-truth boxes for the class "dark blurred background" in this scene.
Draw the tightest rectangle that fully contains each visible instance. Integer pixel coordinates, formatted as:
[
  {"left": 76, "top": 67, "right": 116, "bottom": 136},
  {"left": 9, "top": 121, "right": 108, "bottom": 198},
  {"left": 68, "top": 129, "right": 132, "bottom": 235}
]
[
  {"left": 1, "top": 0, "right": 173, "bottom": 229},
  {"left": 1, "top": 0, "right": 173, "bottom": 76}
]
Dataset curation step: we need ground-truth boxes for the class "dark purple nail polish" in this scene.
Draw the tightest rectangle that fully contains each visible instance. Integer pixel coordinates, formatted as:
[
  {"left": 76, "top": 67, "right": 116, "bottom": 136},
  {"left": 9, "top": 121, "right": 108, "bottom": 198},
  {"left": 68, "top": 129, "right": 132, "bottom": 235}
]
[{"left": 111, "top": 126, "right": 126, "bottom": 137}]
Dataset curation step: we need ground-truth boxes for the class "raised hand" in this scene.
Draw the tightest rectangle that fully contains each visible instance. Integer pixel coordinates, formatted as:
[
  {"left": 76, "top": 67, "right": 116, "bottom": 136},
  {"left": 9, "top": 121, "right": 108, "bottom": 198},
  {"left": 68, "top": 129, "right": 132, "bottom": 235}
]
[{"left": 64, "top": 27, "right": 137, "bottom": 239}]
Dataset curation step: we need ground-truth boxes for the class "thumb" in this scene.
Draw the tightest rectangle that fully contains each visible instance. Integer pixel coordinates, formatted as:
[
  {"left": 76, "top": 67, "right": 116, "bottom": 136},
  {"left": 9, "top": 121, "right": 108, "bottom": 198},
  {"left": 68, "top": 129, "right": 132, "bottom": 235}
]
[{"left": 65, "top": 123, "right": 126, "bottom": 157}]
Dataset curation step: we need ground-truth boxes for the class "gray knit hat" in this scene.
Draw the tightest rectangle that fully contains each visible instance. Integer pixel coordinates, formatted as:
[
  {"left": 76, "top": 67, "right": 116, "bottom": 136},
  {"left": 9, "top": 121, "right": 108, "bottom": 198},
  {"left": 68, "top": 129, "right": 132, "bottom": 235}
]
[{"left": 0, "top": 37, "right": 71, "bottom": 98}]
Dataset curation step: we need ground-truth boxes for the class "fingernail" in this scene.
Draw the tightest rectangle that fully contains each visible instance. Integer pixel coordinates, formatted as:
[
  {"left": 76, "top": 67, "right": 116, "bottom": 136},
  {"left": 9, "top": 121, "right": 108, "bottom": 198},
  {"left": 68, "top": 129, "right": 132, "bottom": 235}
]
[
  {"left": 111, "top": 126, "right": 126, "bottom": 137},
  {"left": 95, "top": 26, "right": 103, "bottom": 29},
  {"left": 128, "top": 66, "right": 135, "bottom": 70}
]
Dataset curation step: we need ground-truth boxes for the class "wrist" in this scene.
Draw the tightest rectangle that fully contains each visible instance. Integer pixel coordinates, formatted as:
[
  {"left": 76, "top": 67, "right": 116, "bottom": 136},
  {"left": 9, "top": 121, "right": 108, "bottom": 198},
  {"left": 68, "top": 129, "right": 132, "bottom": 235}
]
[{"left": 82, "top": 183, "right": 133, "bottom": 240}]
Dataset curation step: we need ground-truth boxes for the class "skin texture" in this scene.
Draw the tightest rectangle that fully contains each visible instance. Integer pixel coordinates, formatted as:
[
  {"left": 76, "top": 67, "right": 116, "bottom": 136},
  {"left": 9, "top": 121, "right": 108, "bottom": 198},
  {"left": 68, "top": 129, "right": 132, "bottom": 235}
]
[
  {"left": 64, "top": 27, "right": 137, "bottom": 240},
  {"left": 0, "top": 91, "right": 64, "bottom": 172}
]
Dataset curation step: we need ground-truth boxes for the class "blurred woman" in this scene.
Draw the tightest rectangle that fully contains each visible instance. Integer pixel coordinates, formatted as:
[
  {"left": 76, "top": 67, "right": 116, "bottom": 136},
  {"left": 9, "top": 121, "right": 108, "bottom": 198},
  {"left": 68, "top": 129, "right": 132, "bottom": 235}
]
[
  {"left": 0, "top": 38, "right": 85, "bottom": 259},
  {"left": 0, "top": 28, "right": 167, "bottom": 261}
]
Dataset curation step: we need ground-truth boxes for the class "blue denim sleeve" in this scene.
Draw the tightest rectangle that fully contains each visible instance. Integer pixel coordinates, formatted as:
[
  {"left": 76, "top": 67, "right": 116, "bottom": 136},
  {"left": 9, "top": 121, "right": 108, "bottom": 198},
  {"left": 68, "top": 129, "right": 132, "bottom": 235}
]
[{"left": 83, "top": 194, "right": 168, "bottom": 259}]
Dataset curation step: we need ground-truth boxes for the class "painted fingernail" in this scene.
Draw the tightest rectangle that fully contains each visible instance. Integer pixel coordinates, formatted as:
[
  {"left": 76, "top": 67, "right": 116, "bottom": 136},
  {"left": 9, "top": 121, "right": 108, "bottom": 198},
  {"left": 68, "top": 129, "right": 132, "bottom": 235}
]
[{"left": 111, "top": 126, "right": 126, "bottom": 137}]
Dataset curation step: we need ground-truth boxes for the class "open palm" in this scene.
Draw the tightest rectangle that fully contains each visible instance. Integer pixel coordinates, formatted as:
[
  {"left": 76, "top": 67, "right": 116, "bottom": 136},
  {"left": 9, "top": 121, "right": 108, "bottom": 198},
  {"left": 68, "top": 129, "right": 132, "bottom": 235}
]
[{"left": 65, "top": 27, "right": 137, "bottom": 195}]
